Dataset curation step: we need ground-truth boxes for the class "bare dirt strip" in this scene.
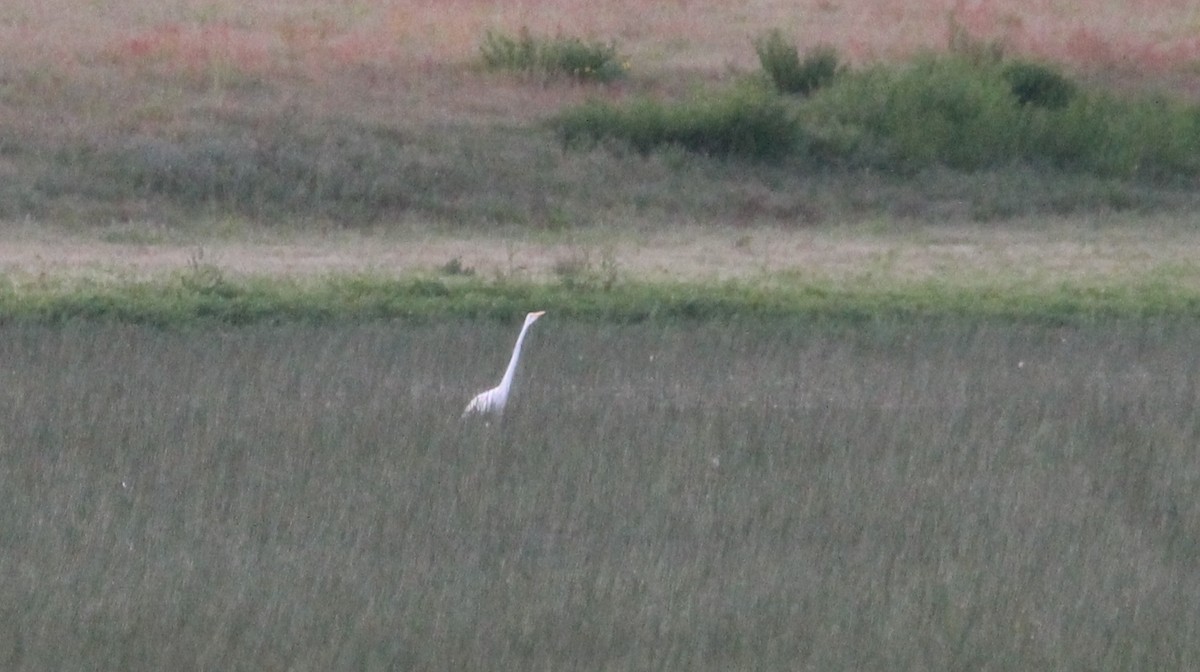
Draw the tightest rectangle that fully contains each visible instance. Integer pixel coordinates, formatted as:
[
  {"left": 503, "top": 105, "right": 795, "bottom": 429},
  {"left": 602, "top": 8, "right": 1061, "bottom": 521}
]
[{"left": 1, "top": 219, "right": 1198, "bottom": 290}]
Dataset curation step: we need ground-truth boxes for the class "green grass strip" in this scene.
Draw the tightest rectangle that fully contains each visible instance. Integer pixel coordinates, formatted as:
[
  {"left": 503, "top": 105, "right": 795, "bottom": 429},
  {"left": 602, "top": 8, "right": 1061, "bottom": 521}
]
[{"left": 0, "top": 273, "right": 1198, "bottom": 326}]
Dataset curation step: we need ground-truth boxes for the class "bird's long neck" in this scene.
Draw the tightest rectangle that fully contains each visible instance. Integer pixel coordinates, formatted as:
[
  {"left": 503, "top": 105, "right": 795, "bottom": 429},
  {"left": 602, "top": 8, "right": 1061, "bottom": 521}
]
[{"left": 498, "top": 321, "right": 534, "bottom": 393}]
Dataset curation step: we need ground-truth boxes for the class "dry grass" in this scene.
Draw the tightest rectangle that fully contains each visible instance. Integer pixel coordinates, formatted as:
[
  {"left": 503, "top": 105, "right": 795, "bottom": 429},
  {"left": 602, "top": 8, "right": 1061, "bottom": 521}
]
[
  {"left": 0, "top": 1, "right": 1197, "bottom": 234},
  {"left": 3, "top": 0, "right": 1199, "bottom": 133},
  {"left": 0, "top": 2, "right": 1197, "bottom": 283},
  {"left": 7, "top": 1, "right": 1199, "bottom": 77},
  {"left": 2, "top": 215, "right": 1200, "bottom": 292},
  {"left": 1, "top": 0, "right": 1198, "bottom": 298}
]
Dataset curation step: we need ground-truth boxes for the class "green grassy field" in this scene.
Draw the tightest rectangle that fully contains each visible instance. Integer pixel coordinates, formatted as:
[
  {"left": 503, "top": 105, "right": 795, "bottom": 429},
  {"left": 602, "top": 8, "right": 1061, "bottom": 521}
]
[
  {"left": 4, "top": 1, "right": 1200, "bottom": 668},
  {"left": 1, "top": 319, "right": 1198, "bottom": 669}
]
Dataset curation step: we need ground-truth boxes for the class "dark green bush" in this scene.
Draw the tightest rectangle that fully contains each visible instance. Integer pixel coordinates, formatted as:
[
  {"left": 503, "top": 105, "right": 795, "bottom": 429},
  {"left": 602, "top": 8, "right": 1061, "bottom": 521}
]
[
  {"left": 555, "top": 85, "right": 801, "bottom": 160},
  {"left": 1002, "top": 60, "right": 1076, "bottom": 109},
  {"left": 754, "top": 30, "right": 840, "bottom": 95},
  {"left": 480, "top": 28, "right": 625, "bottom": 82}
]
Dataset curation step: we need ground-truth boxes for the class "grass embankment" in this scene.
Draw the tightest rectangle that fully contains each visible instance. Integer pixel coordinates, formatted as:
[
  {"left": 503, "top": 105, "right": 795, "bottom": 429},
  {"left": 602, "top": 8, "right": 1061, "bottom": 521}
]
[
  {"left": 10, "top": 50, "right": 1197, "bottom": 228},
  {"left": 4, "top": 7, "right": 1200, "bottom": 229},
  {"left": 5, "top": 272, "right": 1200, "bottom": 326}
]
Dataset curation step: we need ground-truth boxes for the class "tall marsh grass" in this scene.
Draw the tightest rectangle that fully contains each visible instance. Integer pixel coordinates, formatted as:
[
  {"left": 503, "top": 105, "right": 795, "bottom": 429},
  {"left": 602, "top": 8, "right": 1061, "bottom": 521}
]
[{"left": 1, "top": 319, "right": 1198, "bottom": 669}]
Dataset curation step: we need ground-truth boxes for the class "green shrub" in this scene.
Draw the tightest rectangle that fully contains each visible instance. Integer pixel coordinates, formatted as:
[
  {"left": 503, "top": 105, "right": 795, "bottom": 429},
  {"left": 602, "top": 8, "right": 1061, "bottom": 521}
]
[
  {"left": 1002, "top": 60, "right": 1075, "bottom": 109},
  {"left": 803, "top": 55, "right": 1022, "bottom": 169},
  {"left": 754, "top": 30, "right": 841, "bottom": 95},
  {"left": 1025, "top": 92, "right": 1200, "bottom": 177},
  {"left": 803, "top": 53, "right": 1200, "bottom": 177},
  {"left": 556, "top": 85, "right": 801, "bottom": 160},
  {"left": 480, "top": 28, "right": 625, "bottom": 82},
  {"left": 479, "top": 28, "right": 539, "bottom": 72}
]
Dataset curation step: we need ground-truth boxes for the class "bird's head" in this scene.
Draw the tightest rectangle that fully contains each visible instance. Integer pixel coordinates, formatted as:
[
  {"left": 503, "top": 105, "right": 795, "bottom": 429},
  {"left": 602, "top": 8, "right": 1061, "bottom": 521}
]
[{"left": 525, "top": 310, "right": 546, "bottom": 326}]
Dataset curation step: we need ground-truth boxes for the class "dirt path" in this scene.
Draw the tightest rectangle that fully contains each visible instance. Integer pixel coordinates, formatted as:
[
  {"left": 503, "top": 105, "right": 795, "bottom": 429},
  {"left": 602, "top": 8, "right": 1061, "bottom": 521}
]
[{"left": 2, "top": 220, "right": 1199, "bottom": 288}]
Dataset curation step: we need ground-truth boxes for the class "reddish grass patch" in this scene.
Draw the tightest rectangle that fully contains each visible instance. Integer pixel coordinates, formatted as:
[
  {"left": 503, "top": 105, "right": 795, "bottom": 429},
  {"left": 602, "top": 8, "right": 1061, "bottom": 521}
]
[
  {"left": 2, "top": 0, "right": 1198, "bottom": 118},
  {"left": 12, "top": 0, "right": 1194, "bottom": 88},
  {"left": 110, "top": 23, "right": 274, "bottom": 78},
  {"left": 950, "top": 0, "right": 1200, "bottom": 76}
]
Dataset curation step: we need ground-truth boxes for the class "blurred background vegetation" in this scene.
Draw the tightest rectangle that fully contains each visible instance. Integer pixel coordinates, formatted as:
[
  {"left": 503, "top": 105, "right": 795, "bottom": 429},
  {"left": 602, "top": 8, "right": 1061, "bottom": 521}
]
[{"left": 2, "top": 4, "right": 1199, "bottom": 231}]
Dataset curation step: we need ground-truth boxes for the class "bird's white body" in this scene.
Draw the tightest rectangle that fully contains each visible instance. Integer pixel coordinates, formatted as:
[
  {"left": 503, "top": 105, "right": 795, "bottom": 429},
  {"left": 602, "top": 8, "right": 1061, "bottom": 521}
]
[{"left": 462, "top": 311, "right": 545, "bottom": 417}]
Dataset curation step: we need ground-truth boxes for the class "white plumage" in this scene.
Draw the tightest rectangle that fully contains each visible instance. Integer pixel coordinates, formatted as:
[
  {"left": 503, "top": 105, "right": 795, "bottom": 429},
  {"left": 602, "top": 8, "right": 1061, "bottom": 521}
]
[{"left": 462, "top": 311, "right": 545, "bottom": 417}]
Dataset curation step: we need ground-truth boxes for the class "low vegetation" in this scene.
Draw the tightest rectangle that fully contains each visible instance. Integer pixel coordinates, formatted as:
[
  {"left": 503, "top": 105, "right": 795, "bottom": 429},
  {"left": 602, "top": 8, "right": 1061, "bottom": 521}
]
[
  {"left": 555, "top": 84, "right": 801, "bottom": 160},
  {"left": 556, "top": 41, "right": 1200, "bottom": 178},
  {"left": 800, "top": 53, "right": 1200, "bottom": 176},
  {"left": 1001, "top": 59, "right": 1077, "bottom": 109},
  {"left": 479, "top": 28, "right": 625, "bottom": 82},
  {"left": 0, "top": 20, "right": 1197, "bottom": 228},
  {"left": 754, "top": 30, "right": 841, "bottom": 96}
]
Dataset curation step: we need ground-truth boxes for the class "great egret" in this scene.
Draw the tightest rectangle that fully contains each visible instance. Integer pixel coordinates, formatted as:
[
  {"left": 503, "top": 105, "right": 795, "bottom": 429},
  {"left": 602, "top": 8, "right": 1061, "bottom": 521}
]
[{"left": 462, "top": 310, "right": 546, "bottom": 417}]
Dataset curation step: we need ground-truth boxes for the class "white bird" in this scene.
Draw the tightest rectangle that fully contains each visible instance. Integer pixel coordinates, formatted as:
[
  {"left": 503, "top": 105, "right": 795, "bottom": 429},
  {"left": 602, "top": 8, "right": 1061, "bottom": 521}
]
[{"left": 462, "top": 310, "right": 546, "bottom": 418}]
